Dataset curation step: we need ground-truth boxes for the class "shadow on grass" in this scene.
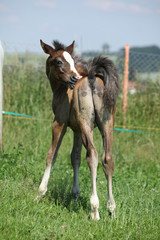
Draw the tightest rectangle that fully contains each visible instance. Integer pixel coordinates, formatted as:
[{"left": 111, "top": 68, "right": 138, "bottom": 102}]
[{"left": 47, "top": 176, "right": 89, "bottom": 213}]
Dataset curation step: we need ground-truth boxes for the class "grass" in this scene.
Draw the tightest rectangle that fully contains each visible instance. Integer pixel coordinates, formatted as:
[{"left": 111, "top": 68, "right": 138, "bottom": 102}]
[{"left": 0, "top": 55, "right": 160, "bottom": 239}]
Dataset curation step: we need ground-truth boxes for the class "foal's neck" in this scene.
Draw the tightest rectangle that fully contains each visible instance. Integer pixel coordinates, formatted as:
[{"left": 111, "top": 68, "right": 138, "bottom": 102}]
[{"left": 48, "top": 76, "right": 66, "bottom": 93}]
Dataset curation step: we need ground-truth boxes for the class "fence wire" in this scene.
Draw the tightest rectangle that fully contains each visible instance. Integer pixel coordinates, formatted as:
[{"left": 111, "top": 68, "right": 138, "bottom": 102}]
[{"left": 129, "top": 51, "right": 160, "bottom": 82}]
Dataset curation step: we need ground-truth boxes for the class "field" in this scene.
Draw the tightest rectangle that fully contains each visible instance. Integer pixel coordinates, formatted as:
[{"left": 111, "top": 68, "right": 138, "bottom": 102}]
[{"left": 0, "top": 54, "right": 160, "bottom": 239}]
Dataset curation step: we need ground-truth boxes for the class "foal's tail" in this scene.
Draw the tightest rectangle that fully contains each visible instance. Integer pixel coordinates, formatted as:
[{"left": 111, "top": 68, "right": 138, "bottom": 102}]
[{"left": 87, "top": 56, "right": 120, "bottom": 108}]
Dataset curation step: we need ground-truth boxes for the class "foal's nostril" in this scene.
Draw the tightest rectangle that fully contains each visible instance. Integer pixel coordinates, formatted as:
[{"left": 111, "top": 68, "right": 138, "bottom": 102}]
[
  {"left": 72, "top": 75, "right": 77, "bottom": 80},
  {"left": 71, "top": 75, "right": 78, "bottom": 82}
]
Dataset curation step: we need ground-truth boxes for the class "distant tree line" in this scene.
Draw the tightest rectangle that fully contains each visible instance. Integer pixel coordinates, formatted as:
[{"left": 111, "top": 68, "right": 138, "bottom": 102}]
[
  {"left": 129, "top": 45, "right": 160, "bottom": 55},
  {"left": 83, "top": 44, "right": 160, "bottom": 57}
]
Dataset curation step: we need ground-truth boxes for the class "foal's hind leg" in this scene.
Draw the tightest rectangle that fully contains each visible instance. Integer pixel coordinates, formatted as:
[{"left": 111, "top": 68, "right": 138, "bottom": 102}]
[
  {"left": 71, "top": 133, "right": 82, "bottom": 200},
  {"left": 74, "top": 78, "right": 99, "bottom": 220},
  {"left": 81, "top": 124, "right": 100, "bottom": 220},
  {"left": 101, "top": 117, "right": 116, "bottom": 217},
  {"left": 37, "top": 120, "right": 66, "bottom": 198},
  {"left": 93, "top": 80, "right": 116, "bottom": 217}
]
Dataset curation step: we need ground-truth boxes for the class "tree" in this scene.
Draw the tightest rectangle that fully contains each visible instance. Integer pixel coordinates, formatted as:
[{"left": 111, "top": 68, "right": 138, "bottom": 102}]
[{"left": 102, "top": 43, "right": 110, "bottom": 55}]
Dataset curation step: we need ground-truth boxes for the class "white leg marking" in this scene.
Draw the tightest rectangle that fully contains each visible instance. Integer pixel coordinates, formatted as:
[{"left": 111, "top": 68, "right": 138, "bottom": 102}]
[
  {"left": 39, "top": 166, "right": 51, "bottom": 196},
  {"left": 107, "top": 175, "right": 116, "bottom": 217},
  {"left": 90, "top": 194, "right": 100, "bottom": 220},
  {"left": 90, "top": 166, "right": 100, "bottom": 220}
]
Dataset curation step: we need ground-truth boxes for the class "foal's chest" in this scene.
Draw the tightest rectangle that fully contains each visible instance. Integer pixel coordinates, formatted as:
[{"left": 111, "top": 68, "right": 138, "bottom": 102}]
[{"left": 52, "top": 88, "right": 73, "bottom": 124}]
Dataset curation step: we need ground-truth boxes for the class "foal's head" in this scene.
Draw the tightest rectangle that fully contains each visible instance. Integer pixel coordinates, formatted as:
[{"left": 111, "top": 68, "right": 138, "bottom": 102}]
[{"left": 40, "top": 40, "right": 81, "bottom": 90}]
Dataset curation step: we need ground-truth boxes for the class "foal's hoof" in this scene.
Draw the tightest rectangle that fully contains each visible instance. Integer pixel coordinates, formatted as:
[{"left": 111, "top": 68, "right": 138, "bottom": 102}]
[
  {"left": 72, "top": 189, "right": 80, "bottom": 202},
  {"left": 34, "top": 188, "right": 47, "bottom": 201},
  {"left": 90, "top": 195, "right": 100, "bottom": 220},
  {"left": 72, "top": 194, "right": 79, "bottom": 202},
  {"left": 107, "top": 201, "right": 116, "bottom": 219},
  {"left": 34, "top": 192, "right": 44, "bottom": 201},
  {"left": 91, "top": 210, "right": 100, "bottom": 221},
  {"left": 108, "top": 210, "right": 116, "bottom": 219}
]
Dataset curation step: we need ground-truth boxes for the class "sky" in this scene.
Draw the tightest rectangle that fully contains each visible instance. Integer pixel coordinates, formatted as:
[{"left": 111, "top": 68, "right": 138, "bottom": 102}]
[{"left": 0, "top": 0, "right": 160, "bottom": 53}]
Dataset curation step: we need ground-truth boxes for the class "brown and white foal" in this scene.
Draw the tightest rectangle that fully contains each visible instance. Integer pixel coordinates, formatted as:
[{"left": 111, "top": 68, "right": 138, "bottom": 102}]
[{"left": 36, "top": 40, "right": 119, "bottom": 220}]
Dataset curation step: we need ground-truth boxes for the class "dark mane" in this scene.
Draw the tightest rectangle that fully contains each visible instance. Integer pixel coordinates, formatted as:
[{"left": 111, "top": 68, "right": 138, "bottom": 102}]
[
  {"left": 73, "top": 55, "right": 88, "bottom": 73},
  {"left": 52, "top": 40, "right": 66, "bottom": 51}
]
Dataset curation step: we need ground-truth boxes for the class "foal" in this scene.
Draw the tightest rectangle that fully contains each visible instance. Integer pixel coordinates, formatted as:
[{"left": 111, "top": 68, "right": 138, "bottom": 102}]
[{"left": 37, "top": 39, "right": 119, "bottom": 220}]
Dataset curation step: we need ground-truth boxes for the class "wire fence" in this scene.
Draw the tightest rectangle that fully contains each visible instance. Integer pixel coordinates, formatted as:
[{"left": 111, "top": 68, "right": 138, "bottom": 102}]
[
  {"left": 116, "top": 50, "right": 160, "bottom": 82},
  {"left": 129, "top": 51, "right": 160, "bottom": 82}
]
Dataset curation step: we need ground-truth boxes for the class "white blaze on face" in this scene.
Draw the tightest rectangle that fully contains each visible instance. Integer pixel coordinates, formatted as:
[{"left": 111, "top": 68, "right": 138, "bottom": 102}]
[{"left": 63, "top": 51, "right": 79, "bottom": 76}]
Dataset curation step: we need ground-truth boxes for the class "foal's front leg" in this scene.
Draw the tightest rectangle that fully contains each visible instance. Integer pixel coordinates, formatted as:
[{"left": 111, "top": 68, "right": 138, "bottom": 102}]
[
  {"left": 71, "top": 133, "right": 82, "bottom": 200},
  {"left": 37, "top": 120, "right": 66, "bottom": 198}
]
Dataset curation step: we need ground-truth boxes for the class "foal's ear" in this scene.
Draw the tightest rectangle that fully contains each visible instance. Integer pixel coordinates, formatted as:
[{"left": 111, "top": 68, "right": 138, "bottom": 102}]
[
  {"left": 40, "top": 40, "right": 55, "bottom": 55},
  {"left": 66, "top": 41, "right": 75, "bottom": 55}
]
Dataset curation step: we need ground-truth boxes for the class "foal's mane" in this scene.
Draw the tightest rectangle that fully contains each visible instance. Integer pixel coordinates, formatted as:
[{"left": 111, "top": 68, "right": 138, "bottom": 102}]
[{"left": 52, "top": 40, "right": 66, "bottom": 51}]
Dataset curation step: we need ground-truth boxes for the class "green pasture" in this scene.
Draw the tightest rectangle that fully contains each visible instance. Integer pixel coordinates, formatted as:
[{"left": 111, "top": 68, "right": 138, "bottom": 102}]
[{"left": 0, "top": 55, "right": 160, "bottom": 239}]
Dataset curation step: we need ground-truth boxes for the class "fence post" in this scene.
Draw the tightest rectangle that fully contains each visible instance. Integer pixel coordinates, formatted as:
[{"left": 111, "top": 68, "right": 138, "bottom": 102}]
[
  {"left": 122, "top": 44, "right": 130, "bottom": 124},
  {"left": 0, "top": 41, "right": 4, "bottom": 152}
]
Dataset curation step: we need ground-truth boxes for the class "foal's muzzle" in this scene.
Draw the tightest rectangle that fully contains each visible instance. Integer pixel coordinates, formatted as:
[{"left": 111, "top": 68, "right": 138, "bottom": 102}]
[{"left": 68, "top": 75, "right": 81, "bottom": 89}]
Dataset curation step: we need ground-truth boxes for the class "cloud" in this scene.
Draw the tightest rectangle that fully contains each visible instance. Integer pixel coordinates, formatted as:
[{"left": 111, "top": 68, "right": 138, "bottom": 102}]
[
  {"left": 40, "top": 23, "right": 60, "bottom": 34},
  {"left": 35, "top": 1, "right": 56, "bottom": 8},
  {"left": 129, "top": 4, "right": 152, "bottom": 14},
  {"left": 41, "top": 23, "right": 50, "bottom": 31},
  {"left": 0, "top": 3, "right": 10, "bottom": 12},
  {"left": 84, "top": 1, "right": 154, "bottom": 14},
  {"left": 156, "top": 9, "right": 160, "bottom": 14},
  {"left": 8, "top": 15, "right": 20, "bottom": 23},
  {"left": 85, "top": 1, "right": 126, "bottom": 11},
  {"left": 0, "top": 3, "right": 20, "bottom": 24}
]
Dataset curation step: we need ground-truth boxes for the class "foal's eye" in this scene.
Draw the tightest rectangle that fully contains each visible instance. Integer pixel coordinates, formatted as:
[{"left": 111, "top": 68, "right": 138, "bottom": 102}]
[{"left": 56, "top": 60, "right": 63, "bottom": 66}]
